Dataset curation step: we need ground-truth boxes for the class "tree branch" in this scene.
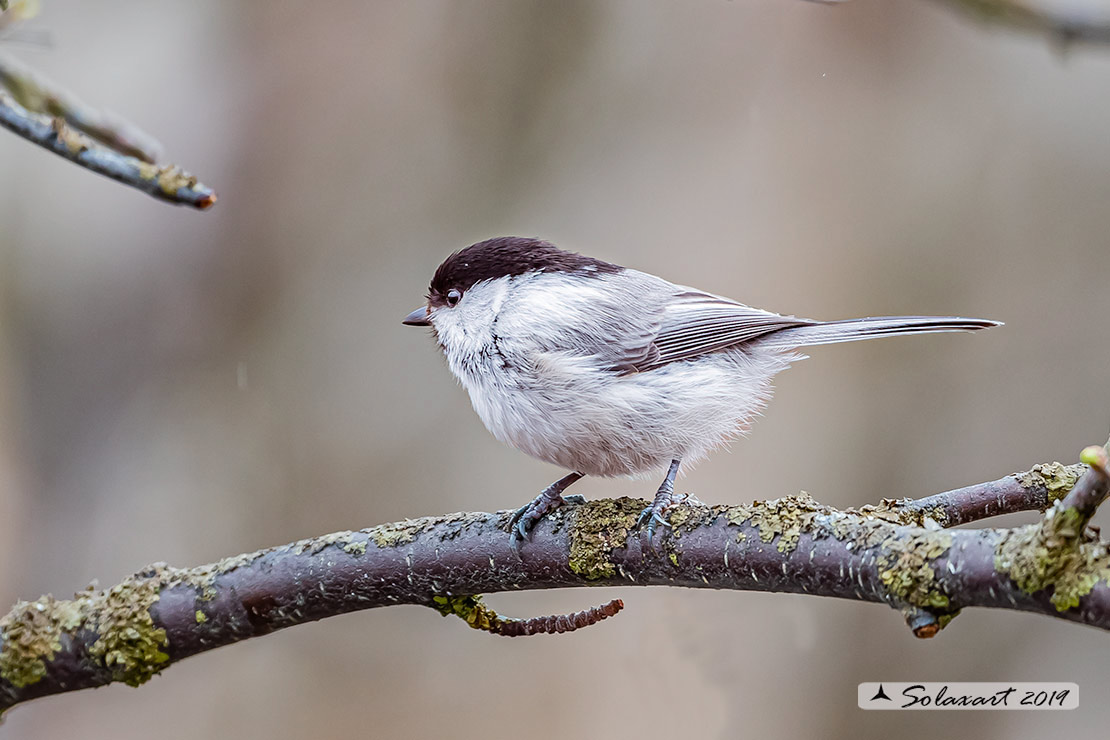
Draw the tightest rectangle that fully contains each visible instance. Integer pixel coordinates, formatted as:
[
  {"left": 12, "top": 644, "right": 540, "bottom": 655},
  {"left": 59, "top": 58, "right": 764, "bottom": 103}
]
[
  {"left": 0, "top": 54, "right": 163, "bottom": 163},
  {"left": 2, "top": 451, "right": 1108, "bottom": 713},
  {"left": 0, "top": 91, "right": 215, "bottom": 208},
  {"left": 868, "top": 461, "right": 1085, "bottom": 527}
]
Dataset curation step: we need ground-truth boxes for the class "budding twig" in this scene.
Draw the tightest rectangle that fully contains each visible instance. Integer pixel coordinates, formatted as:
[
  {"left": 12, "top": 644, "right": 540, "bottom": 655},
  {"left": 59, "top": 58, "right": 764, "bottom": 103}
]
[{"left": 1063, "top": 446, "right": 1110, "bottom": 520}]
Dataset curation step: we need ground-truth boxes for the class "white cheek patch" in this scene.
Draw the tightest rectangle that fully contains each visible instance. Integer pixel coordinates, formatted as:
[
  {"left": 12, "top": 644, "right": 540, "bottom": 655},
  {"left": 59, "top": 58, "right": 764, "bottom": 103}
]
[{"left": 431, "top": 276, "right": 514, "bottom": 379}]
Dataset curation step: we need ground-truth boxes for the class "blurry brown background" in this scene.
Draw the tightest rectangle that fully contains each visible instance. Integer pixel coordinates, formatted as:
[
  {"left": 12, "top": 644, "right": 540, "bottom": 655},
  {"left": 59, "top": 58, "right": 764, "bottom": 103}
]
[{"left": 2, "top": 0, "right": 1109, "bottom": 737}]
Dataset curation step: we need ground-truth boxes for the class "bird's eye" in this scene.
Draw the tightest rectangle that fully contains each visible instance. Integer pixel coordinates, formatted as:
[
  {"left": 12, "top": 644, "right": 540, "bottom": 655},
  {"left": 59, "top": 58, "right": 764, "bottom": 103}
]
[{"left": 446, "top": 289, "right": 462, "bottom": 307}]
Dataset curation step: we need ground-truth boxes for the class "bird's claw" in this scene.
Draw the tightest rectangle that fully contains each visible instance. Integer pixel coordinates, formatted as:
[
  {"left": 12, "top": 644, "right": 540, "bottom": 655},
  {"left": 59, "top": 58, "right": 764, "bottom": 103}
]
[
  {"left": 507, "top": 472, "right": 585, "bottom": 556},
  {"left": 635, "top": 506, "right": 665, "bottom": 533},
  {"left": 508, "top": 492, "right": 584, "bottom": 554},
  {"left": 508, "top": 501, "right": 545, "bottom": 553},
  {"left": 638, "top": 492, "right": 699, "bottom": 551},
  {"left": 508, "top": 504, "right": 534, "bottom": 544}
]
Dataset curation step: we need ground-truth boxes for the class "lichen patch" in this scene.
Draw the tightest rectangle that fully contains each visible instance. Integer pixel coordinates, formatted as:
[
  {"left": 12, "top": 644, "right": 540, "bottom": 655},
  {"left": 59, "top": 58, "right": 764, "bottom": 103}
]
[
  {"left": 0, "top": 594, "right": 87, "bottom": 688},
  {"left": 744, "top": 493, "right": 824, "bottom": 553},
  {"left": 568, "top": 498, "right": 643, "bottom": 580},
  {"left": 877, "top": 531, "right": 954, "bottom": 610},
  {"left": 1017, "top": 462, "right": 1083, "bottom": 504},
  {"left": 367, "top": 520, "right": 423, "bottom": 548},
  {"left": 87, "top": 577, "right": 169, "bottom": 688}
]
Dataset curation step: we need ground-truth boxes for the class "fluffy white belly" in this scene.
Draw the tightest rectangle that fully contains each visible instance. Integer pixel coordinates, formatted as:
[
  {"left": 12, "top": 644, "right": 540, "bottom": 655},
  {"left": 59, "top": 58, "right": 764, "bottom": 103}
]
[{"left": 453, "top": 347, "right": 794, "bottom": 477}]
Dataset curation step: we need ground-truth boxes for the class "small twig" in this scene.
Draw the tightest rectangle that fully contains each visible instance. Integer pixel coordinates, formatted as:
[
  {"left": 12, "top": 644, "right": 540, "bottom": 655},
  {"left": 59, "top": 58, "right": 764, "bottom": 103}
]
[
  {"left": 433, "top": 595, "right": 624, "bottom": 636},
  {"left": 901, "top": 606, "right": 948, "bottom": 638},
  {"left": 876, "top": 462, "right": 1085, "bottom": 527},
  {"left": 0, "top": 54, "right": 162, "bottom": 162},
  {"left": 0, "top": 91, "right": 216, "bottom": 209}
]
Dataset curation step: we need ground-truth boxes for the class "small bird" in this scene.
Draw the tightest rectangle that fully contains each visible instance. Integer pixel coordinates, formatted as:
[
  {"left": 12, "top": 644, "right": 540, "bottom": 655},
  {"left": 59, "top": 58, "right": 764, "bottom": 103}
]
[{"left": 403, "top": 237, "right": 998, "bottom": 549}]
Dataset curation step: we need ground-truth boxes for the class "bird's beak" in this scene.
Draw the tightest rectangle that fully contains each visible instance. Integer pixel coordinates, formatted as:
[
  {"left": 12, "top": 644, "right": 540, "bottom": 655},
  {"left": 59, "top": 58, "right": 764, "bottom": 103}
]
[{"left": 402, "top": 306, "right": 432, "bottom": 327}]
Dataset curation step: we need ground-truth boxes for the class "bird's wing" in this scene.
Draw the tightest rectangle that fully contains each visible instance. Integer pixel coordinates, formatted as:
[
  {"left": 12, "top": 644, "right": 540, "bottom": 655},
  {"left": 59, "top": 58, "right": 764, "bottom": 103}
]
[
  {"left": 503, "top": 271, "right": 809, "bottom": 374},
  {"left": 628, "top": 289, "right": 814, "bottom": 372},
  {"left": 497, "top": 269, "right": 668, "bottom": 374}
]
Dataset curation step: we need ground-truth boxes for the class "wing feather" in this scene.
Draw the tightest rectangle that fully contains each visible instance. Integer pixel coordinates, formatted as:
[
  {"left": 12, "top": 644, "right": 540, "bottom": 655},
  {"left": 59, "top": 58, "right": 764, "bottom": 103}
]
[{"left": 629, "top": 289, "right": 813, "bottom": 372}]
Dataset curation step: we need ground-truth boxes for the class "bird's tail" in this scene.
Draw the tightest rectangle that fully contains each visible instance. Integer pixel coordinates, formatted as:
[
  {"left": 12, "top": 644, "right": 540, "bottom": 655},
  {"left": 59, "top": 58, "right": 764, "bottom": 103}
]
[{"left": 757, "top": 316, "right": 1001, "bottom": 350}]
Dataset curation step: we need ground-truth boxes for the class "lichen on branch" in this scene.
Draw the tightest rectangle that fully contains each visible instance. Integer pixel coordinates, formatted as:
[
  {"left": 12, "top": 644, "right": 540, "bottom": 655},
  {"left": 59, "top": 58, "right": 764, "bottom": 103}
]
[{"left": 0, "top": 577, "right": 168, "bottom": 691}]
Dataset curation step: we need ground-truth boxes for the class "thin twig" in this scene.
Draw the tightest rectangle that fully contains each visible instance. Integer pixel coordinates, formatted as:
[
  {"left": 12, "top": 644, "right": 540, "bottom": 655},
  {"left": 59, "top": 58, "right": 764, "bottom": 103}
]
[
  {"left": 433, "top": 594, "right": 625, "bottom": 636},
  {"left": 0, "top": 91, "right": 216, "bottom": 209},
  {"left": 874, "top": 462, "right": 1085, "bottom": 527},
  {"left": 0, "top": 54, "right": 162, "bottom": 162}
]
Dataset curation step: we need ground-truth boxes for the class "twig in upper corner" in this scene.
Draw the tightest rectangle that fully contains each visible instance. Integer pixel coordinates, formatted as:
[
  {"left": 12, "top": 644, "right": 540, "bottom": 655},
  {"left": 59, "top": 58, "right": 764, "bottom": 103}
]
[
  {"left": 0, "top": 54, "right": 162, "bottom": 162},
  {"left": 0, "top": 91, "right": 216, "bottom": 209}
]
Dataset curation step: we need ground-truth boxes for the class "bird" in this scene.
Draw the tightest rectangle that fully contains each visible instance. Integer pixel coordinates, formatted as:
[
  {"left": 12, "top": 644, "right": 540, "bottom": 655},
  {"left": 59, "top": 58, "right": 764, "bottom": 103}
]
[{"left": 402, "top": 236, "right": 998, "bottom": 549}]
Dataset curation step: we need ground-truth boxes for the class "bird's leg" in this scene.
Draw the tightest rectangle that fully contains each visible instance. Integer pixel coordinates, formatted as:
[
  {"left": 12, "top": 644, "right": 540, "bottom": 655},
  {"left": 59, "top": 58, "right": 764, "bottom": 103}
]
[
  {"left": 637, "top": 459, "right": 691, "bottom": 545},
  {"left": 508, "top": 472, "right": 584, "bottom": 552}
]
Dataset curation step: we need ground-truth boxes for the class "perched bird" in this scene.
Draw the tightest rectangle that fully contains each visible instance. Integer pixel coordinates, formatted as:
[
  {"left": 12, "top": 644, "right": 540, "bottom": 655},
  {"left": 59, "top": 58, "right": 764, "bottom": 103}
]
[{"left": 403, "top": 237, "right": 998, "bottom": 549}]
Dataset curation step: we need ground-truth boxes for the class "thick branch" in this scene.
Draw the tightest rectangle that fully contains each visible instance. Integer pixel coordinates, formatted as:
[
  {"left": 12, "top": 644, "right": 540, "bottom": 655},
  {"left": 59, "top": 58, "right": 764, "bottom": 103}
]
[
  {"left": 0, "top": 91, "right": 215, "bottom": 209},
  {"left": 2, "top": 455, "right": 1108, "bottom": 714}
]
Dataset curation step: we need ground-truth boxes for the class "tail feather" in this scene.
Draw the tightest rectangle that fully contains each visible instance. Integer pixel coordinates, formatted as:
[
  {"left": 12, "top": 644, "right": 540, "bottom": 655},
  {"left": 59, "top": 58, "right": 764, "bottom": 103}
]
[{"left": 757, "top": 316, "right": 1001, "bottom": 350}]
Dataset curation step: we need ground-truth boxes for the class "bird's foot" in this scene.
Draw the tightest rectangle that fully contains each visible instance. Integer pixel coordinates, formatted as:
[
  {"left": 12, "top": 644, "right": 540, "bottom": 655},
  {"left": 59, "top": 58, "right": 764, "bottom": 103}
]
[
  {"left": 509, "top": 493, "right": 564, "bottom": 548},
  {"left": 508, "top": 474, "right": 584, "bottom": 554},
  {"left": 637, "top": 491, "right": 700, "bottom": 549}
]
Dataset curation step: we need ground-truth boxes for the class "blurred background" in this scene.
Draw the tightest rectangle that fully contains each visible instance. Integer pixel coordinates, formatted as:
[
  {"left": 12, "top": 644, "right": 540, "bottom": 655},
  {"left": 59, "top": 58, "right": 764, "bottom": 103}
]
[{"left": 1, "top": 0, "right": 1109, "bottom": 737}]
